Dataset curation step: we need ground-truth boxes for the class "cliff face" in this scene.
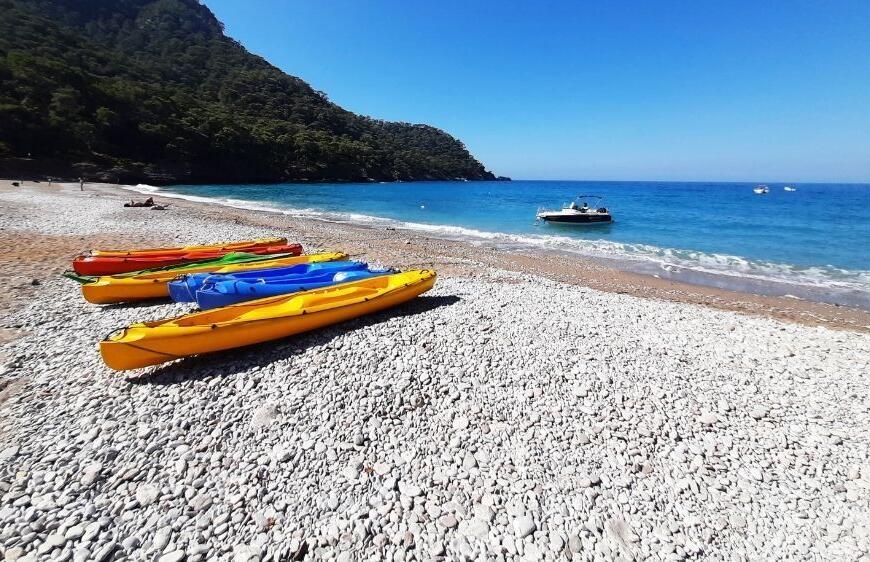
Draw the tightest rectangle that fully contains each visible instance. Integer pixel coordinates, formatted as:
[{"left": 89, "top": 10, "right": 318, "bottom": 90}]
[{"left": 0, "top": 0, "right": 500, "bottom": 184}]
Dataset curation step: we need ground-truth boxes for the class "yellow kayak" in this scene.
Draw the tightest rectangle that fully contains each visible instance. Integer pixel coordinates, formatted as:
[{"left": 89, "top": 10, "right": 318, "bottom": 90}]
[
  {"left": 100, "top": 270, "right": 436, "bottom": 371},
  {"left": 90, "top": 237, "right": 287, "bottom": 257},
  {"left": 81, "top": 252, "right": 347, "bottom": 304}
]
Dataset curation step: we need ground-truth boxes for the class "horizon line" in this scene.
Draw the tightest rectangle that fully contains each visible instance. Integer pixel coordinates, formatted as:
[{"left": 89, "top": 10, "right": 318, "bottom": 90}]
[{"left": 506, "top": 178, "right": 870, "bottom": 185}]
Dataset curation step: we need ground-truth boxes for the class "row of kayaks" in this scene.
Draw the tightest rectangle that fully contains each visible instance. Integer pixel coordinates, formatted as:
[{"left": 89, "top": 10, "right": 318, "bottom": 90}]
[
  {"left": 65, "top": 237, "right": 436, "bottom": 371},
  {"left": 68, "top": 249, "right": 348, "bottom": 304},
  {"left": 73, "top": 237, "right": 302, "bottom": 275}
]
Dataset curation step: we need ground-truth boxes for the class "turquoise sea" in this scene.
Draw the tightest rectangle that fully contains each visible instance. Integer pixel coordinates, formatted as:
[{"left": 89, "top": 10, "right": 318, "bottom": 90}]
[{"left": 131, "top": 181, "right": 870, "bottom": 308}]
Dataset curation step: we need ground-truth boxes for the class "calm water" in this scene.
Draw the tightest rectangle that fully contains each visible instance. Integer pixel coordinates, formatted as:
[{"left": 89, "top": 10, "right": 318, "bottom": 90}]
[{"left": 134, "top": 181, "right": 870, "bottom": 307}]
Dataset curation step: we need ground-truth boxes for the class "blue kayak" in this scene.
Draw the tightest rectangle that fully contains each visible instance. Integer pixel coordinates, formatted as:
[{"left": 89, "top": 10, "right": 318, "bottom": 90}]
[
  {"left": 195, "top": 267, "right": 394, "bottom": 309},
  {"left": 168, "top": 261, "right": 368, "bottom": 303}
]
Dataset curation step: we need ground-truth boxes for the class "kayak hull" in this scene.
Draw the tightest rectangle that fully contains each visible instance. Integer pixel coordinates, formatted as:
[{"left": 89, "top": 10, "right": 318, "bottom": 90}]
[
  {"left": 84, "top": 277, "right": 171, "bottom": 303},
  {"left": 81, "top": 252, "right": 347, "bottom": 304},
  {"left": 100, "top": 270, "right": 436, "bottom": 370},
  {"left": 195, "top": 269, "right": 393, "bottom": 309},
  {"left": 73, "top": 243, "right": 302, "bottom": 275},
  {"left": 167, "top": 261, "right": 370, "bottom": 303},
  {"left": 89, "top": 237, "right": 286, "bottom": 257}
]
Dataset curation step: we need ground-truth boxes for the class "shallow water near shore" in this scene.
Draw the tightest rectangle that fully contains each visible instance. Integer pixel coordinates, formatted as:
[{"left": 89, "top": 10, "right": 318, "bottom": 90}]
[{"left": 128, "top": 180, "right": 870, "bottom": 308}]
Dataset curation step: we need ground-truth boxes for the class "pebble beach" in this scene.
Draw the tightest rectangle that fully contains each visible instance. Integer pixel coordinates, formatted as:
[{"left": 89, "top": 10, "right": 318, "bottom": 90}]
[{"left": 1, "top": 181, "right": 869, "bottom": 561}]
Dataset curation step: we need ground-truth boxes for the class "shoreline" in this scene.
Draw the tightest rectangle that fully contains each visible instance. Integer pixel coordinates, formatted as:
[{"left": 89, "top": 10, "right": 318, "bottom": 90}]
[
  {"left": 94, "top": 181, "right": 869, "bottom": 333},
  {"left": 1, "top": 179, "right": 869, "bottom": 560},
  {"left": 115, "top": 181, "right": 870, "bottom": 311}
]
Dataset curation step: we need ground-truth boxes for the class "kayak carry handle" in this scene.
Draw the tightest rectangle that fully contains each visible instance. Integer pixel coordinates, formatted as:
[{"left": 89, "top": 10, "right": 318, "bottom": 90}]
[{"left": 103, "top": 326, "right": 128, "bottom": 341}]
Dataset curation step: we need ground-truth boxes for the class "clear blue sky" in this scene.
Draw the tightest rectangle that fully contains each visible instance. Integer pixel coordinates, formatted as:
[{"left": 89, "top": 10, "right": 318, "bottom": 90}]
[{"left": 205, "top": 1, "right": 870, "bottom": 182}]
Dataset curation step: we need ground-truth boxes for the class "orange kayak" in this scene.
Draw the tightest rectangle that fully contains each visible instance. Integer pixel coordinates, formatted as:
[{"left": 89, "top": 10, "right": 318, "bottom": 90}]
[{"left": 73, "top": 243, "right": 302, "bottom": 276}]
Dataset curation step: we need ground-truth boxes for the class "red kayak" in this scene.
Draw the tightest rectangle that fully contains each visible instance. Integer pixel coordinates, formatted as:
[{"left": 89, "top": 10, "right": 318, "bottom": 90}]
[
  {"left": 89, "top": 237, "right": 287, "bottom": 258},
  {"left": 72, "top": 243, "right": 303, "bottom": 276}
]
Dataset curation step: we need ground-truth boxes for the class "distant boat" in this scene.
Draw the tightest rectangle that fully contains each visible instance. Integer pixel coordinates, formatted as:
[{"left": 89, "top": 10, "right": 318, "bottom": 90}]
[
  {"left": 536, "top": 195, "right": 613, "bottom": 224},
  {"left": 753, "top": 184, "right": 769, "bottom": 195},
  {"left": 784, "top": 186, "right": 797, "bottom": 192}
]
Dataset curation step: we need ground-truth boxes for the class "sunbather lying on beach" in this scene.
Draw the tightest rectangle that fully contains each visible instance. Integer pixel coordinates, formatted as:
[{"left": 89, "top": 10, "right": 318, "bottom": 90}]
[{"left": 123, "top": 197, "right": 155, "bottom": 208}]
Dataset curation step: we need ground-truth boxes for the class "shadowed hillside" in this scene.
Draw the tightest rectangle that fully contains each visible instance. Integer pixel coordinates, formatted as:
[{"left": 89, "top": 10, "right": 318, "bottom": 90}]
[{"left": 0, "top": 0, "right": 502, "bottom": 184}]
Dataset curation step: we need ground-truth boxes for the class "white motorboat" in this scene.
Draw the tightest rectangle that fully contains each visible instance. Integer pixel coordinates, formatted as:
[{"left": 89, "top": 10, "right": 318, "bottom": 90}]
[
  {"left": 784, "top": 186, "right": 796, "bottom": 192},
  {"left": 753, "top": 184, "right": 769, "bottom": 194},
  {"left": 536, "top": 196, "right": 612, "bottom": 224}
]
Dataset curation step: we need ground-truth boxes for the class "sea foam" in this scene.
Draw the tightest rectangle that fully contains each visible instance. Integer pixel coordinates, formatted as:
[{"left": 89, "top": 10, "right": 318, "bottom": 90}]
[{"left": 120, "top": 183, "right": 870, "bottom": 296}]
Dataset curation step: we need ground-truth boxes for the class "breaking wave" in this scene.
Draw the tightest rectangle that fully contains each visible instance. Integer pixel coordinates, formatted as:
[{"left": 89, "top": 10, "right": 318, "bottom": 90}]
[{"left": 123, "top": 183, "right": 870, "bottom": 296}]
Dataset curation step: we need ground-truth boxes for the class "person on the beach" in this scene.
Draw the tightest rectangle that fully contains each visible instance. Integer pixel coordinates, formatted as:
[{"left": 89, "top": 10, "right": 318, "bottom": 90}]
[
  {"left": 123, "top": 197, "right": 155, "bottom": 208},
  {"left": 79, "top": 177, "right": 83, "bottom": 190}
]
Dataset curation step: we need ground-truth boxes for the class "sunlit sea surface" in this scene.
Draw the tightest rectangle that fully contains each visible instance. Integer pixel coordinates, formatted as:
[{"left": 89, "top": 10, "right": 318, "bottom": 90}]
[{"left": 128, "top": 180, "right": 870, "bottom": 308}]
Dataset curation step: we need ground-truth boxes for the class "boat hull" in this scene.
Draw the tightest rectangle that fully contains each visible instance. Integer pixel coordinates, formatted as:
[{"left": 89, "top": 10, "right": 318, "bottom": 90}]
[
  {"left": 195, "top": 269, "right": 392, "bottom": 309},
  {"left": 73, "top": 243, "right": 302, "bottom": 276},
  {"left": 539, "top": 214, "right": 612, "bottom": 224},
  {"left": 90, "top": 237, "right": 287, "bottom": 257},
  {"left": 167, "top": 261, "right": 369, "bottom": 303},
  {"left": 100, "top": 270, "right": 436, "bottom": 370}
]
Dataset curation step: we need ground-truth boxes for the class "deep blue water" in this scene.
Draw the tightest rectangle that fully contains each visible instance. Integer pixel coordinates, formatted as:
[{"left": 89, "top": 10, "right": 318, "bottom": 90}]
[{"left": 136, "top": 181, "right": 870, "bottom": 306}]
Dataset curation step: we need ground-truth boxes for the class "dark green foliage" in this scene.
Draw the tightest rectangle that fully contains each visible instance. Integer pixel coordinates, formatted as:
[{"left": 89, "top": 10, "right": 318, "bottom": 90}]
[{"left": 0, "top": 0, "right": 498, "bottom": 183}]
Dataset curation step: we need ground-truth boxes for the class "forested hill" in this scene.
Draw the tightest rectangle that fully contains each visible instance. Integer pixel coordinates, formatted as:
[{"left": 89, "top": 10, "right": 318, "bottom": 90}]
[{"left": 0, "top": 0, "right": 503, "bottom": 184}]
